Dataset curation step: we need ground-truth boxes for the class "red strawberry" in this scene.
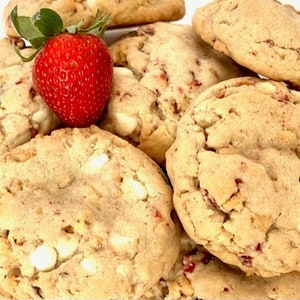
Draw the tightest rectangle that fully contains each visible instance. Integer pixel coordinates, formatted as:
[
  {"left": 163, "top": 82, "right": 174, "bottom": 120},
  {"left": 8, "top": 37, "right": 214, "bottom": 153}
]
[{"left": 11, "top": 6, "right": 113, "bottom": 127}]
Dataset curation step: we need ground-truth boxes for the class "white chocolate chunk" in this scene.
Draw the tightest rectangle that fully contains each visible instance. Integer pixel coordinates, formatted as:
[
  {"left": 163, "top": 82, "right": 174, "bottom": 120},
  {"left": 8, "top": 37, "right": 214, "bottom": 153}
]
[
  {"left": 109, "top": 235, "right": 138, "bottom": 256},
  {"left": 80, "top": 257, "right": 98, "bottom": 274},
  {"left": 31, "top": 108, "right": 49, "bottom": 123},
  {"left": 20, "top": 260, "right": 35, "bottom": 277},
  {"left": 121, "top": 178, "right": 148, "bottom": 201},
  {"left": 114, "top": 112, "right": 138, "bottom": 136},
  {"left": 55, "top": 236, "right": 78, "bottom": 260},
  {"left": 109, "top": 235, "right": 135, "bottom": 248},
  {"left": 82, "top": 154, "right": 110, "bottom": 173},
  {"left": 30, "top": 245, "right": 57, "bottom": 271},
  {"left": 256, "top": 81, "right": 277, "bottom": 94}
]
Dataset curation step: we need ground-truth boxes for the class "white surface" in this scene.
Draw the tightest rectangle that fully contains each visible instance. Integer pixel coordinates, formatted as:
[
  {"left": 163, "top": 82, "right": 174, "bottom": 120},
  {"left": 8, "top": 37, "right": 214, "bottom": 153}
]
[{"left": 0, "top": 0, "right": 299, "bottom": 42}]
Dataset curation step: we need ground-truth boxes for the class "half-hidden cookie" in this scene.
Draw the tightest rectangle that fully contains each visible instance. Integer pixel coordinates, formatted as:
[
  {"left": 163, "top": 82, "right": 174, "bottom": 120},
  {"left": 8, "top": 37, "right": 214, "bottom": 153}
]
[
  {"left": 162, "top": 233, "right": 300, "bottom": 300},
  {"left": 0, "top": 126, "right": 180, "bottom": 299},
  {"left": 0, "top": 38, "right": 60, "bottom": 155},
  {"left": 142, "top": 232, "right": 300, "bottom": 299},
  {"left": 3, "top": 0, "right": 185, "bottom": 38},
  {"left": 166, "top": 76, "right": 300, "bottom": 277},
  {"left": 100, "top": 22, "right": 254, "bottom": 164},
  {"left": 192, "top": 0, "right": 300, "bottom": 88}
]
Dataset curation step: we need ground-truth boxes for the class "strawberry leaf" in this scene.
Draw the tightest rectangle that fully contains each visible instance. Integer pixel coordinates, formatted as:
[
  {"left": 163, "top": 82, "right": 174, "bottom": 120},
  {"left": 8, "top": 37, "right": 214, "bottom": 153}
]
[
  {"left": 31, "top": 8, "right": 64, "bottom": 37},
  {"left": 11, "top": 6, "right": 46, "bottom": 49}
]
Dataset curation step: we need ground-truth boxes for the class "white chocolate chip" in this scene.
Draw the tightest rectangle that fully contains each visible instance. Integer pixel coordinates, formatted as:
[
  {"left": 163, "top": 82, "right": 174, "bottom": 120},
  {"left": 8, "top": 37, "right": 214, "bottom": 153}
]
[
  {"left": 55, "top": 236, "right": 78, "bottom": 260},
  {"left": 30, "top": 245, "right": 57, "bottom": 271},
  {"left": 114, "top": 112, "right": 138, "bottom": 136},
  {"left": 31, "top": 108, "right": 49, "bottom": 123},
  {"left": 80, "top": 257, "right": 98, "bottom": 274},
  {"left": 109, "top": 235, "right": 134, "bottom": 247},
  {"left": 82, "top": 154, "right": 110, "bottom": 174},
  {"left": 114, "top": 67, "right": 134, "bottom": 77},
  {"left": 86, "top": 0, "right": 98, "bottom": 8},
  {"left": 256, "top": 81, "right": 277, "bottom": 94},
  {"left": 121, "top": 178, "right": 148, "bottom": 201},
  {"left": 109, "top": 235, "right": 138, "bottom": 257},
  {"left": 20, "top": 260, "right": 35, "bottom": 277}
]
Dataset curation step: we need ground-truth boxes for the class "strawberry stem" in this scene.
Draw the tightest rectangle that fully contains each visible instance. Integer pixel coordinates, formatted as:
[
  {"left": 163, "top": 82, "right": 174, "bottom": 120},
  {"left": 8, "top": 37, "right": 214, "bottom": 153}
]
[{"left": 75, "top": 11, "right": 111, "bottom": 38}]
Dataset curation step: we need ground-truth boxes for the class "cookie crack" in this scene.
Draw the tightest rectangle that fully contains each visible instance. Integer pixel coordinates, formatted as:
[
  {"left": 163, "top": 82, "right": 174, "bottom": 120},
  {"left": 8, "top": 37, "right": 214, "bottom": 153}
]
[{"left": 257, "top": 40, "right": 300, "bottom": 59}]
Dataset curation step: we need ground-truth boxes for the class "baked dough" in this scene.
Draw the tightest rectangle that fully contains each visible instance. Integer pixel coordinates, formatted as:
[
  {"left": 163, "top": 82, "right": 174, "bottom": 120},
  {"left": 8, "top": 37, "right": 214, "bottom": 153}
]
[
  {"left": 192, "top": 0, "right": 300, "bottom": 88},
  {"left": 167, "top": 76, "right": 300, "bottom": 277},
  {"left": 0, "top": 126, "right": 180, "bottom": 299},
  {"left": 0, "top": 38, "right": 60, "bottom": 155},
  {"left": 100, "top": 22, "right": 253, "bottom": 164},
  {"left": 163, "top": 233, "right": 300, "bottom": 300},
  {"left": 4, "top": 0, "right": 185, "bottom": 37}
]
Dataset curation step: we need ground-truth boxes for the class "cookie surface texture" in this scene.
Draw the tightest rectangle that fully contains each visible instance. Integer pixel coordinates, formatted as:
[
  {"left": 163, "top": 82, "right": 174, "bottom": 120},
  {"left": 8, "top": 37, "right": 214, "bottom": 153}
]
[
  {"left": 0, "top": 38, "right": 60, "bottom": 155},
  {"left": 166, "top": 77, "right": 300, "bottom": 277},
  {"left": 4, "top": 0, "right": 185, "bottom": 37},
  {"left": 136, "top": 231, "right": 300, "bottom": 299},
  {"left": 153, "top": 232, "right": 300, "bottom": 299},
  {"left": 179, "top": 234, "right": 300, "bottom": 299},
  {"left": 192, "top": 0, "right": 300, "bottom": 87},
  {"left": 100, "top": 22, "right": 252, "bottom": 164},
  {"left": 0, "top": 126, "right": 180, "bottom": 299}
]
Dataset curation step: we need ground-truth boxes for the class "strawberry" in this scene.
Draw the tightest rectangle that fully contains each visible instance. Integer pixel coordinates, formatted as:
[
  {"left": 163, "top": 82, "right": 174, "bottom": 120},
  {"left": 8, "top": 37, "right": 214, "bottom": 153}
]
[{"left": 11, "top": 6, "right": 113, "bottom": 127}]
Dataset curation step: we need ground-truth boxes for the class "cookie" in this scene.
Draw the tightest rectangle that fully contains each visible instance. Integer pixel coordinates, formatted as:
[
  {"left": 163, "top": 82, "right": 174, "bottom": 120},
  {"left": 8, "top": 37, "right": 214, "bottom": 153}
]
[
  {"left": 192, "top": 0, "right": 300, "bottom": 88},
  {"left": 4, "top": 0, "right": 185, "bottom": 38},
  {"left": 0, "top": 37, "right": 26, "bottom": 69},
  {"left": 143, "top": 232, "right": 300, "bottom": 299},
  {"left": 162, "top": 233, "right": 300, "bottom": 300},
  {"left": 0, "top": 38, "right": 60, "bottom": 155},
  {"left": 100, "top": 22, "right": 253, "bottom": 164},
  {"left": 166, "top": 76, "right": 300, "bottom": 277},
  {"left": 0, "top": 126, "right": 180, "bottom": 299}
]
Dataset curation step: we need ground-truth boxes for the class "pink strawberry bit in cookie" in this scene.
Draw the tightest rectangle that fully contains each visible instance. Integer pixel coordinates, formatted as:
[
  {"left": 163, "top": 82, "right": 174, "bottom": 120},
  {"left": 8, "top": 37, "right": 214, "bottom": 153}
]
[
  {"left": 11, "top": 6, "right": 113, "bottom": 127},
  {"left": 183, "top": 254, "right": 196, "bottom": 274},
  {"left": 235, "top": 178, "right": 243, "bottom": 185},
  {"left": 255, "top": 242, "right": 263, "bottom": 253},
  {"left": 183, "top": 261, "right": 196, "bottom": 274},
  {"left": 240, "top": 255, "right": 253, "bottom": 267},
  {"left": 150, "top": 206, "right": 162, "bottom": 221},
  {"left": 201, "top": 189, "right": 220, "bottom": 211}
]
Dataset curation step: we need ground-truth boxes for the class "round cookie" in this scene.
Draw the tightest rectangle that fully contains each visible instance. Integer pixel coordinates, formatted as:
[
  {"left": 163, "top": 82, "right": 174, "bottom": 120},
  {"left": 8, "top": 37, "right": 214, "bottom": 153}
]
[
  {"left": 166, "top": 76, "right": 300, "bottom": 277},
  {"left": 0, "top": 126, "right": 180, "bottom": 299},
  {"left": 4, "top": 0, "right": 185, "bottom": 38},
  {"left": 0, "top": 38, "right": 61, "bottom": 155},
  {"left": 100, "top": 22, "right": 254, "bottom": 164},
  {"left": 192, "top": 0, "right": 300, "bottom": 88}
]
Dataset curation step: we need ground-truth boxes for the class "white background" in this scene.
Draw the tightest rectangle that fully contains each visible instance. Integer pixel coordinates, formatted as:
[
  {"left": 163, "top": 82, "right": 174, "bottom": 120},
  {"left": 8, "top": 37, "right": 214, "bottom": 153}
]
[{"left": 0, "top": 0, "right": 299, "bottom": 41}]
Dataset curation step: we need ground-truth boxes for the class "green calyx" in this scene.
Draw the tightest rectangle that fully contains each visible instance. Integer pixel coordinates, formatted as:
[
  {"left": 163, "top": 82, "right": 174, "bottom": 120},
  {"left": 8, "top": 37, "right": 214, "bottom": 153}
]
[{"left": 11, "top": 6, "right": 110, "bottom": 62}]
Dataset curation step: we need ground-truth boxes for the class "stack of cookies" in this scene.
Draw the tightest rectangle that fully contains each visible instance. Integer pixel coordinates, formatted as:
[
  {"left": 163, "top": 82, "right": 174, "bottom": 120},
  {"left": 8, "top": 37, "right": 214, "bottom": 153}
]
[{"left": 0, "top": 0, "right": 300, "bottom": 299}]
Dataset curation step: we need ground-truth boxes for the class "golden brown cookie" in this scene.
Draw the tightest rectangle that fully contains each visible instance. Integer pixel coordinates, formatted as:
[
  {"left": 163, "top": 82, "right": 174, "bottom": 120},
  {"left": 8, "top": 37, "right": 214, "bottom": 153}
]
[
  {"left": 4, "top": 0, "right": 185, "bottom": 37},
  {"left": 192, "top": 0, "right": 300, "bottom": 88},
  {"left": 167, "top": 76, "right": 300, "bottom": 277},
  {"left": 0, "top": 126, "right": 180, "bottom": 299},
  {"left": 0, "top": 38, "right": 60, "bottom": 155},
  {"left": 100, "top": 22, "right": 253, "bottom": 164}
]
